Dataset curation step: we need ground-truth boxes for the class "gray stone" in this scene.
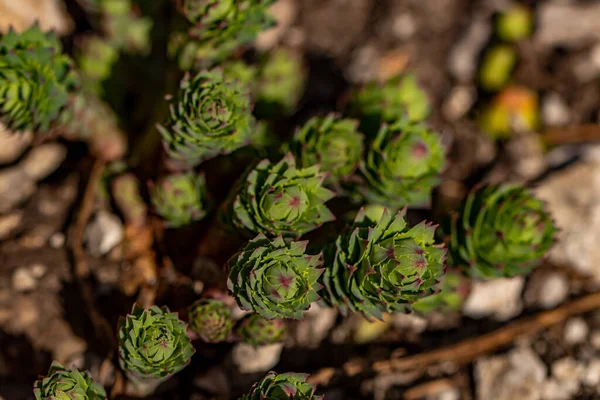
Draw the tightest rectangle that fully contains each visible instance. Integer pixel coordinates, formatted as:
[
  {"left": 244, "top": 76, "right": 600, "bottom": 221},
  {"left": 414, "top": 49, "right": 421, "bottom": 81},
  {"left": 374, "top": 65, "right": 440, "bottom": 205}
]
[
  {"left": 476, "top": 347, "right": 547, "bottom": 400},
  {"left": 537, "top": 3, "right": 600, "bottom": 48},
  {"left": 84, "top": 210, "right": 124, "bottom": 257},
  {"left": 464, "top": 277, "right": 524, "bottom": 321},
  {"left": 0, "top": 167, "right": 36, "bottom": 213},
  {"left": 232, "top": 343, "right": 283, "bottom": 374},
  {"left": 20, "top": 143, "right": 67, "bottom": 181}
]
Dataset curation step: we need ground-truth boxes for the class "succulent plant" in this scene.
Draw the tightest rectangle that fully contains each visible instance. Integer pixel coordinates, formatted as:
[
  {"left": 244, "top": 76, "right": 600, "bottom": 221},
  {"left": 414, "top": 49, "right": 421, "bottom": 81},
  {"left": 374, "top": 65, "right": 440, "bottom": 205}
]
[
  {"left": 255, "top": 49, "right": 306, "bottom": 117},
  {"left": 449, "top": 185, "right": 557, "bottom": 279},
  {"left": 289, "top": 115, "right": 364, "bottom": 187},
  {"left": 360, "top": 120, "right": 445, "bottom": 209},
  {"left": 174, "top": 0, "right": 275, "bottom": 68},
  {"left": 150, "top": 172, "right": 207, "bottom": 227},
  {"left": 479, "top": 85, "right": 539, "bottom": 139},
  {"left": 479, "top": 44, "right": 518, "bottom": 92},
  {"left": 0, "top": 25, "right": 78, "bottom": 133},
  {"left": 225, "top": 153, "right": 336, "bottom": 239},
  {"left": 227, "top": 234, "right": 324, "bottom": 319},
  {"left": 236, "top": 313, "right": 287, "bottom": 346},
  {"left": 240, "top": 371, "right": 323, "bottom": 400},
  {"left": 159, "top": 70, "right": 255, "bottom": 168},
  {"left": 412, "top": 271, "right": 470, "bottom": 314},
  {"left": 347, "top": 73, "right": 431, "bottom": 133},
  {"left": 321, "top": 208, "right": 446, "bottom": 320},
  {"left": 117, "top": 304, "right": 195, "bottom": 392},
  {"left": 188, "top": 299, "right": 234, "bottom": 343},
  {"left": 496, "top": 4, "right": 534, "bottom": 42},
  {"left": 33, "top": 361, "right": 106, "bottom": 400}
]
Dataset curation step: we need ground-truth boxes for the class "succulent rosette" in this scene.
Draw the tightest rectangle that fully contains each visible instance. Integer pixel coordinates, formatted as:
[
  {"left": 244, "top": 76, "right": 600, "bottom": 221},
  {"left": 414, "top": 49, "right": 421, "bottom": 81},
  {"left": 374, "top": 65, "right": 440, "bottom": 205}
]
[
  {"left": 321, "top": 208, "right": 446, "bottom": 320},
  {"left": 360, "top": 120, "right": 445, "bottom": 209},
  {"left": 412, "top": 271, "right": 470, "bottom": 314},
  {"left": 33, "top": 361, "right": 106, "bottom": 400},
  {"left": 348, "top": 73, "right": 431, "bottom": 133},
  {"left": 290, "top": 115, "right": 364, "bottom": 187},
  {"left": 188, "top": 299, "right": 233, "bottom": 343},
  {"left": 255, "top": 48, "right": 306, "bottom": 116},
  {"left": 227, "top": 234, "right": 324, "bottom": 319},
  {"left": 158, "top": 70, "right": 255, "bottom": 168},
  {"left": 117, "top": 304, "right": 195, "bottom": 391},
  {"left": 240, "top": 371, "right": 323, "bottom": 400},
  {"left": 150, "top": 172, "right": 208, "bottom": 227},
  {"left": 226, "top": 153, "right": 336, "bottom": 238},
  {"left": 449, "top": 185, "right": 557, "bottom": 279},
  {"left": 236, "top": 313, "right": 287, "bottom": 346},
  {"left": 0, "top": 25, "right": 78, "bottom": 133}
]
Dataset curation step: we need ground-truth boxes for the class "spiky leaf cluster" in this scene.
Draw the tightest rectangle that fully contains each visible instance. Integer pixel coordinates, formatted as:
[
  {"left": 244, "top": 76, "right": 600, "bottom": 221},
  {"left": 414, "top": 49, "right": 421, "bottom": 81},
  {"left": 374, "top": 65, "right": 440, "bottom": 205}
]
[
  {"left": 240, "top": 371, "right": 323, "bottom": 400},
  {"left": 0, "top": 26, "right": 78, "bottom": 133},
  {"left": 412, "top": 271, "right": 469, "bottom": 314},
  {"left": 33, "top": 361, "right": 106, "bottom": 400},
  {"left": 117, "top": 304, "right": 195, "bottom": 386},
  {"left": 360, "top": 121, "right": 445, "bottom": 209},
  {"left": 290, "top": 115, "right": 363, "bottom": 187},
  {"left": 236, "top": 313, "right": 287, "bottom": 346},
  {"left": 226, "top": 153, "right": 336, "bottom": 238},
  {"left": 175, "top": 0, "right": 275, "bottom": 68},
  {"left": 151, "top": 172, "right": 207, "bottom": 227},
  {"left": 228, "top": 235, "right": 324, "bottom": 319},
  {"left": 255, "top": 49, "right": 306, "bottom": 116},
  {"left": 321, "top": 208, "right": 446, "bottom": 320},
  {"left": 348, "top": 74, "right": 430, "bottom": 132},
  {"left": 449, "top": 185, "right": 557, "bottom": 279},
  {"left": 188, "top": 299, "right": 233, "bottom": 343},
  {"left": 159, "top": 70, "right": 255, "bottom": 168}
]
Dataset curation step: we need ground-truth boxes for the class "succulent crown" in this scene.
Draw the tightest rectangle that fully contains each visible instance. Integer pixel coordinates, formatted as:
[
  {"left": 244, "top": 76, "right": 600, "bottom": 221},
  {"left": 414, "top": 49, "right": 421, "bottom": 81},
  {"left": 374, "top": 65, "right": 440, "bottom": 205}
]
[
  {"left": 449, "top": 184, "right": 557, "bottom": 279},
  {"left": 188, "top": 299, "right": 233, "bottom": 343},
  {"left": 0, "top": 25, "right": 78, "bottom": 133},
  {"left": 33, "top": 361, "right": 106, "bottom": 400},
  {"left": 117, "top": 304, "right": 195, "bottom": 386},
  {"left": 226, "top": 153, "right": 336, "bottom": 239},
  {"left": 228, "top": 234, "right": 324, "bottom": 320},
  {"left": 240, "top": 371, "right": 323, "bottom": 400},
  {"left": 360, "top": 120, "right": 445, "bottom": 209},
  {"left": 159, "top": 70, "right": 255, "bottom": 168},
  {"left": 321, "top": 208, "right": 446, "bottom": 320},
  {"left": 236, "top": 313, "right": 287, "bottom": 346},
  {"left": 290, "top": 115, "right": 364, "bottom": 187},
  {"left": 150, "top": 172, "right": 208, "bottom": 227}
]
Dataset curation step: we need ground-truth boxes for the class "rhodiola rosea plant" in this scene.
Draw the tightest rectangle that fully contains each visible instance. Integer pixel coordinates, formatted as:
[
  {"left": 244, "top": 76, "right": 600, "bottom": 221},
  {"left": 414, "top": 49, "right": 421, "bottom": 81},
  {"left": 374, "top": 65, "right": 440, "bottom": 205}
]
[{"left": 0, "top": 0, "right": 559, "bottom": 398}]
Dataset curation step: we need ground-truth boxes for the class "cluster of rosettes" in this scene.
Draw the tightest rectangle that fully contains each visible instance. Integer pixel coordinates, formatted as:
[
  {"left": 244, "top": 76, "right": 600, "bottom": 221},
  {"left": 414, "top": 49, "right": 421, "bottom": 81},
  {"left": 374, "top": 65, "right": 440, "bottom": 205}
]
[
  {"left": 360, "top": 121, "right": 445, "bottom": 209},
  {"left": 236, "top": 313, "right": 287, "bottom": 346},
  {"left": 449, "top": 185, "right": 557, "bottom": 279},
  {"left": 226, "top": 153, "right": 336, "bottom": 239},
  {"left": 227, "top": 235, "right": 324, "bottom": 319},
  {"left": 175, "top": 0, "right": 275, "bottom": 68},
  {"left": 0, "top": 25, "right": 78, "bottom": 133},
  {"left": 150, "top": 172, "right": 208, "bottom": 227},
  {"left": 239, "top": 371, "right": 322, "bottom": 400},
  {"left": 290, "top": 115, "right": 364, "bottom": 188},
  {"left": 117, "top": 305, "right": 195, "bottom": 387},
  {"left": 33, "top": 362, "right": 106, "bottom": 400},
  {"left": 321, "top": 208, "right": 446, "bottom": 320},
  {"left": 159, "top": 70, "right": 255, "bottom": 169},
  {"left": 188, "top": 299, "right": 233, "bottom": 343},
  {"left": 348, "top": 73, "right": 431, "bottom": 133}
]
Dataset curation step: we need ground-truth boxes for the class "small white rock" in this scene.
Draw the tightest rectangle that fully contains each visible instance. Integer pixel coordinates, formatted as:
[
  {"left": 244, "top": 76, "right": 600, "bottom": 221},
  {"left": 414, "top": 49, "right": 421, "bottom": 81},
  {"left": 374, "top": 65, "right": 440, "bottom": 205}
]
[
  {"left": 0, "top": 167, "right": 36, "bottom": 213},
  {"left": 583, "top": 359, "right": 600, "bottom": 387},
  {"left": 12, "top": 267, "right": 38, "bottom": 292},
  {"left": 564, "top": 317, "right": 589, "bottom": 345},
  {"left": 391, "top": 13, "right": 416, "bottom": 40},
  {"left": 464, "top": 277, "right": 524, "bottom": 321},
  {"left": 448, "top": 17, "right": 491, "bottom": 82},
  {"left": 20, "top": 143, "right": 67, "bottom": 181},
  {"left": 546, "top": 357, "right": 584, "bottom": 399},
  {"left": 84, "top": 210, "right": 124, "bottom": 257},
  {"left": 542, "top": 93, "right": 571, "bottom": 127},
  {"left": 536, "top": 272, "right": 569, "bottom": 309},
  {"left": 49, "top": 232, "right": 66, "bottom": 249},
  {"left": 442, "top": 85, "right": 476, "bottom": 121},
  {"left": 590, "top": 331, "right": 600, "bottom": 349},
  {"left": 232, "top": 343, "right": 283, "bottom": 374},
  {"left": 293, "top": 305, "right": 338, "bottom": 348}
]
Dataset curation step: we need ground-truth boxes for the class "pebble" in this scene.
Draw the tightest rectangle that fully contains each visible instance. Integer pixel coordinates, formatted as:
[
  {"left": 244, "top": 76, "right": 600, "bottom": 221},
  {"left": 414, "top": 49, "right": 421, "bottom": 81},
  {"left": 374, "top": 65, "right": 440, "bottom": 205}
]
[
  {"left": 463, "top": 277, "right": 524, "bottom": 321},
  {"left": 48, "top": 232, "right": 66, "bottom": 249},
  {"left": 564, "top": 317, "right": 589, "bottom": 345},
  {"left": 232, "top": 343, "right": 283, "bottom": 374},
  {"left": 544, "top": 357, "right": 584, "bottom": 399},
  {"left": 442, "top": 85, "right": 476, "bottom": 121},
  {"left": 583, "top": 359, "right": 600, "bottom": 387},
  {"left": 0, "top": 211, "right": 23, "bottom": 241},
  {"left": 12, "top": 267, "right": 39, "bottom": 292},
  {"left": 0, "top": 167, "right": 36, "bottom": 213},
  {"left": 0, "top": 124, "right": 31, "bottom": 164},
  {"left": 391, "top": 13, "right": 416, "bottom": 40},
  {"left": 542, "top": 93, "right": 571, "bottom": 127},
  {"left": 84, "top": 210, "right": 124, "bottom": 257},
  {"left": 20, "top": 143, "right": 67, "bottom": 181},
  {"left": 292, "top": 306, "right": 338, "bottom": 348},
  {"left": 534, "top": 272, "right": 569, "bottom": 309},
  {"left": 590, "top": 331, "right": 600, "bottom": 349},
  {"left": 448, "top": 17, "right": 491, "bottom": 82}
]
